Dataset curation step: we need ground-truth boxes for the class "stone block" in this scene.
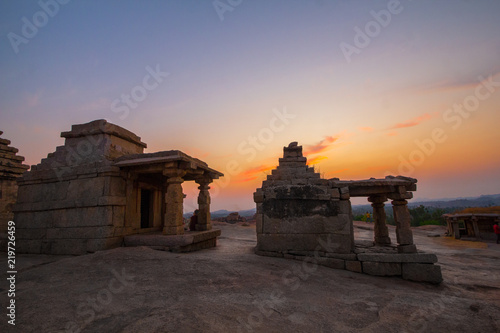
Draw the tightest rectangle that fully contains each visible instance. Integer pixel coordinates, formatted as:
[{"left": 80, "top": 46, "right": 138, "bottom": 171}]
[
  {"left": 402, "top": 263, "right": 443, "bottom": 284},
  {"left": 98, "top": 196, "right": 126, "bottom": 206},
  {"left": 112, "top": 206, "right": 125, "bottom": 227},
  {"left": 346, "top": 260, "right": 362, "bottom": 273},
  {"left": 357, "top": 253, "right": 437, "bottom": 263},
  {"left": 66, "top": 177, "right": 105, "bottom": 201},
  {"left": 253, "top": 191, "right": 264, "bottom": 203},
  {"left": 329, "top": 188, "right": 340, "bottom": 199},
  {"left": 49, "top": 239, "right": 87, "bottom": 255},
  {"left": 324, "top": 252, "right": 357, "bottom": 260},
  {"left": 362, "top": 262, "right": 401, "bottom": 276},
  {"left": 46, "top": 226, "right": 115, "bottom": 239},
  {"left": 291, "top": 179, "right": 308, "bottom": 185},
  {"left": 262, "top": 216, "right": 324, "bottom": 234},
  {"left": 315, "top": 257, "right": 345, "bottom": 270},
  {"left": 86, "top": 237, "right": 124, "bottom": 253},
  {"left": 323, "top": 214, "right": 351, "bottom": 235},
  {"left": 16, "top": 228, "right": 47, "bottom": 240},
  {"left": 397, "top": 244, "right": 417, "bottom": 253},
  {"left": 54, "top": 206, "right": 113, "bottom": 227},
  {"left": 17, "top": 239, "right": 42, "bottom": 253},
  {"left": 256, "top": 214, "right": 263, "bottom": 234}
]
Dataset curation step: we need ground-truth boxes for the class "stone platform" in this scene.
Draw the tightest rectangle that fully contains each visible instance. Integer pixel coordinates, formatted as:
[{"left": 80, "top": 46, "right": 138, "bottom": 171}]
[
  {"left": 124, "top": 229, "right": 221, "bottom": 253},
  {"left": 257, "top": 241, "right": 442, "bottom": 284}
]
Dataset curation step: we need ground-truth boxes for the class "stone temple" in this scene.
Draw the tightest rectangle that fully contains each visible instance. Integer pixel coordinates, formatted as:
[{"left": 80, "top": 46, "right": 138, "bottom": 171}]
[
  {"left": 254, "top": 142, "right": 443, "bottom": 283},
  {"left": 0, "top": 131, "right": 29, "bottom": 248},
  {"left": 13, "top": 120, "right": 223, "bottom": 255}
]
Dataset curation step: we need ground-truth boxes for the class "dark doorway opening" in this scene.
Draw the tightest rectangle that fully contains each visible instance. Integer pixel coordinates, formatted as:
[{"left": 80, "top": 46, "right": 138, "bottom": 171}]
[{"left": 141, "top": 189, "right": 153, "bottom": 228}]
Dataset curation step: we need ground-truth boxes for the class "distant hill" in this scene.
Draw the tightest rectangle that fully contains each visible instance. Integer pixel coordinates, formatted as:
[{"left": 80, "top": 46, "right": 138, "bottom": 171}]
[
  {"left": 184, "top": 209, "right": 255, "bottom": 219},
  {"left": 352, "top": 193, "right": 500, "bottom": 215},
  {"left": 409, "top": 193, "right": 500, "bottom": 209}
]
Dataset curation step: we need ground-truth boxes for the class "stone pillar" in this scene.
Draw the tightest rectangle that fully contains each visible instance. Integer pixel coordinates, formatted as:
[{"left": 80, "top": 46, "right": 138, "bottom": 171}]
[
  {"left": 471, "top": 216, "right": 480, "bottom": 240},
  {"left": 163, "top": 175, "right": 185, "bottom": 235},
  {"left": 368, "top": 195, "right": 391, "bottom": 245},
  {"left": 195, "top": 179, "right": 212, "bottom": 231},
  {"left": 392, "top": 199, "right": 417, "bottom": 253},
  {"left": 451, "top": 218, "right": 460, "bottom": 239}
]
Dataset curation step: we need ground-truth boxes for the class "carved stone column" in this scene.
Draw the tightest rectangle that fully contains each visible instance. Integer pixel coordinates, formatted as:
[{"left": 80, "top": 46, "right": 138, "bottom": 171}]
[
  {"left": 391, "top": 199, "right": 417, "bottom": 253},
  {"left": 163, "top": 172, "right": 185, "bottom": 235},
  {"left": 368, "top": 195, "right": 391, "bottom": 245},
  {"left": 195, "top": 178, "right": 212, "bottom": 231}
]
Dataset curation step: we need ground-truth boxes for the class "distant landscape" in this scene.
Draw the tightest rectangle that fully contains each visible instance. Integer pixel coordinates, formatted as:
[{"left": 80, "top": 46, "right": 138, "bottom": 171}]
[{"left": 187, "top": 193, "right": 500, "bottom": 227}]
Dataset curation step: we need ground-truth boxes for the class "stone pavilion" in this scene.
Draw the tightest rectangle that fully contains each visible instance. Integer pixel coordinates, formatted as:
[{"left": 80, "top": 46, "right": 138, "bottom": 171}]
[{"left": 14, "top": 120, "right": 223, "bottom": 255}]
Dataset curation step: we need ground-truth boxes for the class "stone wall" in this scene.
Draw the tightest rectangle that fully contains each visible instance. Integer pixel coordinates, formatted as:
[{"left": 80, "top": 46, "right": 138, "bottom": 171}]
[
  {"left": 0, "top": 131, "right": 29, "bottom": 234},
  {"left": 13, "top": 120, "right": 147, "bottom": 255}
]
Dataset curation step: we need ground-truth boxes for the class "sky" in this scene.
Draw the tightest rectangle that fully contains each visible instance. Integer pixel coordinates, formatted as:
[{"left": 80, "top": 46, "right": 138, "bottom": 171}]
[{"left": 1, "top": 0, "right": 500, "bottom": 212}]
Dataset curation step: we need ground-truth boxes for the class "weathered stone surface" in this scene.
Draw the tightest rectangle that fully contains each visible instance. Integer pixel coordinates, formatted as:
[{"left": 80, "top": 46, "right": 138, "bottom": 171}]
[
  {"left": 346, "top": 260, "right": 362, "bottom": 273},
  {"left": 0, "top": 132, "right": 28, "bottom": 232},
  {"left": 357, "top": 253, "right": 438, "bottom": 263},
  {"left": 262, "top": 215, "right": 345, "bottom": 234},
  {"left": 315, "top": 257, "right": 345, "bottom": 269},
  {"left": 257, "top": 233, "right": 352, "bottom": 254},
  {"left": 402, "top": 263, "right": 443, "bottom": 284},
  {"left": 362, "top": 262, "right": 402, "bottom": 276},
  {"left": 397, "top": 244, "right": 417, "bottom": 253}
]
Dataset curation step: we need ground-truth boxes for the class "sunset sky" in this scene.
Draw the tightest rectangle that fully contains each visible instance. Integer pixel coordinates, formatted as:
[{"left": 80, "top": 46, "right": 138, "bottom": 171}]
[{"left": 1, "top": 0, "right": 500, "bottom": 212}]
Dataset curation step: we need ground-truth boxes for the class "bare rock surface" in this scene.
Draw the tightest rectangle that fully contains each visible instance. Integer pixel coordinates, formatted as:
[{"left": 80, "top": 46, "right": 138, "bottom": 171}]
[{"left": 1, "top": 221, "right": 500, "bottom": 332}]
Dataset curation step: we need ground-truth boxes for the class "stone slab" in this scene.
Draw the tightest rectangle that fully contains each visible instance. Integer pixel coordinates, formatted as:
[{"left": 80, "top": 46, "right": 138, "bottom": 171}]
[
  {"left": 345, "top": 260, "right": 362, "bottom": 273},
  {"left": 124, "top": 229, "right": 221, "bottom": 249},
  {"left": 362, "top": 262, "right": 402, "bottom": 276},
  {"left": 357, "top": 253, "right": 438, "bottom": 263},
  {"left": 402, "top": 263, "right": 443, "bottom": 284}
]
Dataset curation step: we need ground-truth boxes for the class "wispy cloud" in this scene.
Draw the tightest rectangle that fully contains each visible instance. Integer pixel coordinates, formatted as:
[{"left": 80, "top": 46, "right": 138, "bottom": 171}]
[
  {"left": 358, "top": 126, "right": 373, "bottom": 132},
  {"left": 388, "top": 113, "right": 434, "bottom": 130},
  {"left": 307, "top": 155, "right": 328, "bottom": 165},
  {"left": 411, "top": 71, "right": 500, "bottom": 94},
  {"left": 304, "top": 136, "right": 338, "bottom": 155},
  {"left": 236, "top": 164, "right": 276, "bottom": 183}
]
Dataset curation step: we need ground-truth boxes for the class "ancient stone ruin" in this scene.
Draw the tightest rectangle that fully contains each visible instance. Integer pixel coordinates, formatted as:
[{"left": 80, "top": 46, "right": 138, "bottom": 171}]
[
  {"left": 254, "top": 142, "right": 442, "bottom": 283},
  {"left": 443, "top": 213, "right": 500, "bottom": 241},
  {"left": 14, "top": 120, "right": 223, "bottom": 255},
  {"left": 0, "top": 131, "right": 29, "bottom": 248}
]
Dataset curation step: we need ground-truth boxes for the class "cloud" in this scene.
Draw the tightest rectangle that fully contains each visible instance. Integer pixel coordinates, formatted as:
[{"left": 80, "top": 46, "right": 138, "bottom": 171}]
[
  {"left": 304, "top": 136, "right": 338, "bottom": 155},
  {"left": 386, "top": 132, "right": 398, "bottom": 137},
  {"left": 411, "top": 71, "right": 500, "bottom": 94},
  {"left": 307, "top": 155, "right": 328, "bottom": 165},
  {"left": 388, "top": 113, "right": 434, "bottom": 130},
  {"left": 236, "top": 164, "right": 276, "bottom": 183},
  {"left": 358, "top": 127, "right": 373, "bottom": 132}
]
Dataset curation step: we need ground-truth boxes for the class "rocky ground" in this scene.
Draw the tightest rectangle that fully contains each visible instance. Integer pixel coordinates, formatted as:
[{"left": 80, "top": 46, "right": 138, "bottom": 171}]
[{"left": 1, "top": 221, "right": 499, "bottom": 333}]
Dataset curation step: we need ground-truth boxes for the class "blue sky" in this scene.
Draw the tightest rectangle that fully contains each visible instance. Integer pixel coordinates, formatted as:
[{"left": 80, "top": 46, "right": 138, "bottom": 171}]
[{"left": 1, "top": 0, "right": 500, "bottom": 211}]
